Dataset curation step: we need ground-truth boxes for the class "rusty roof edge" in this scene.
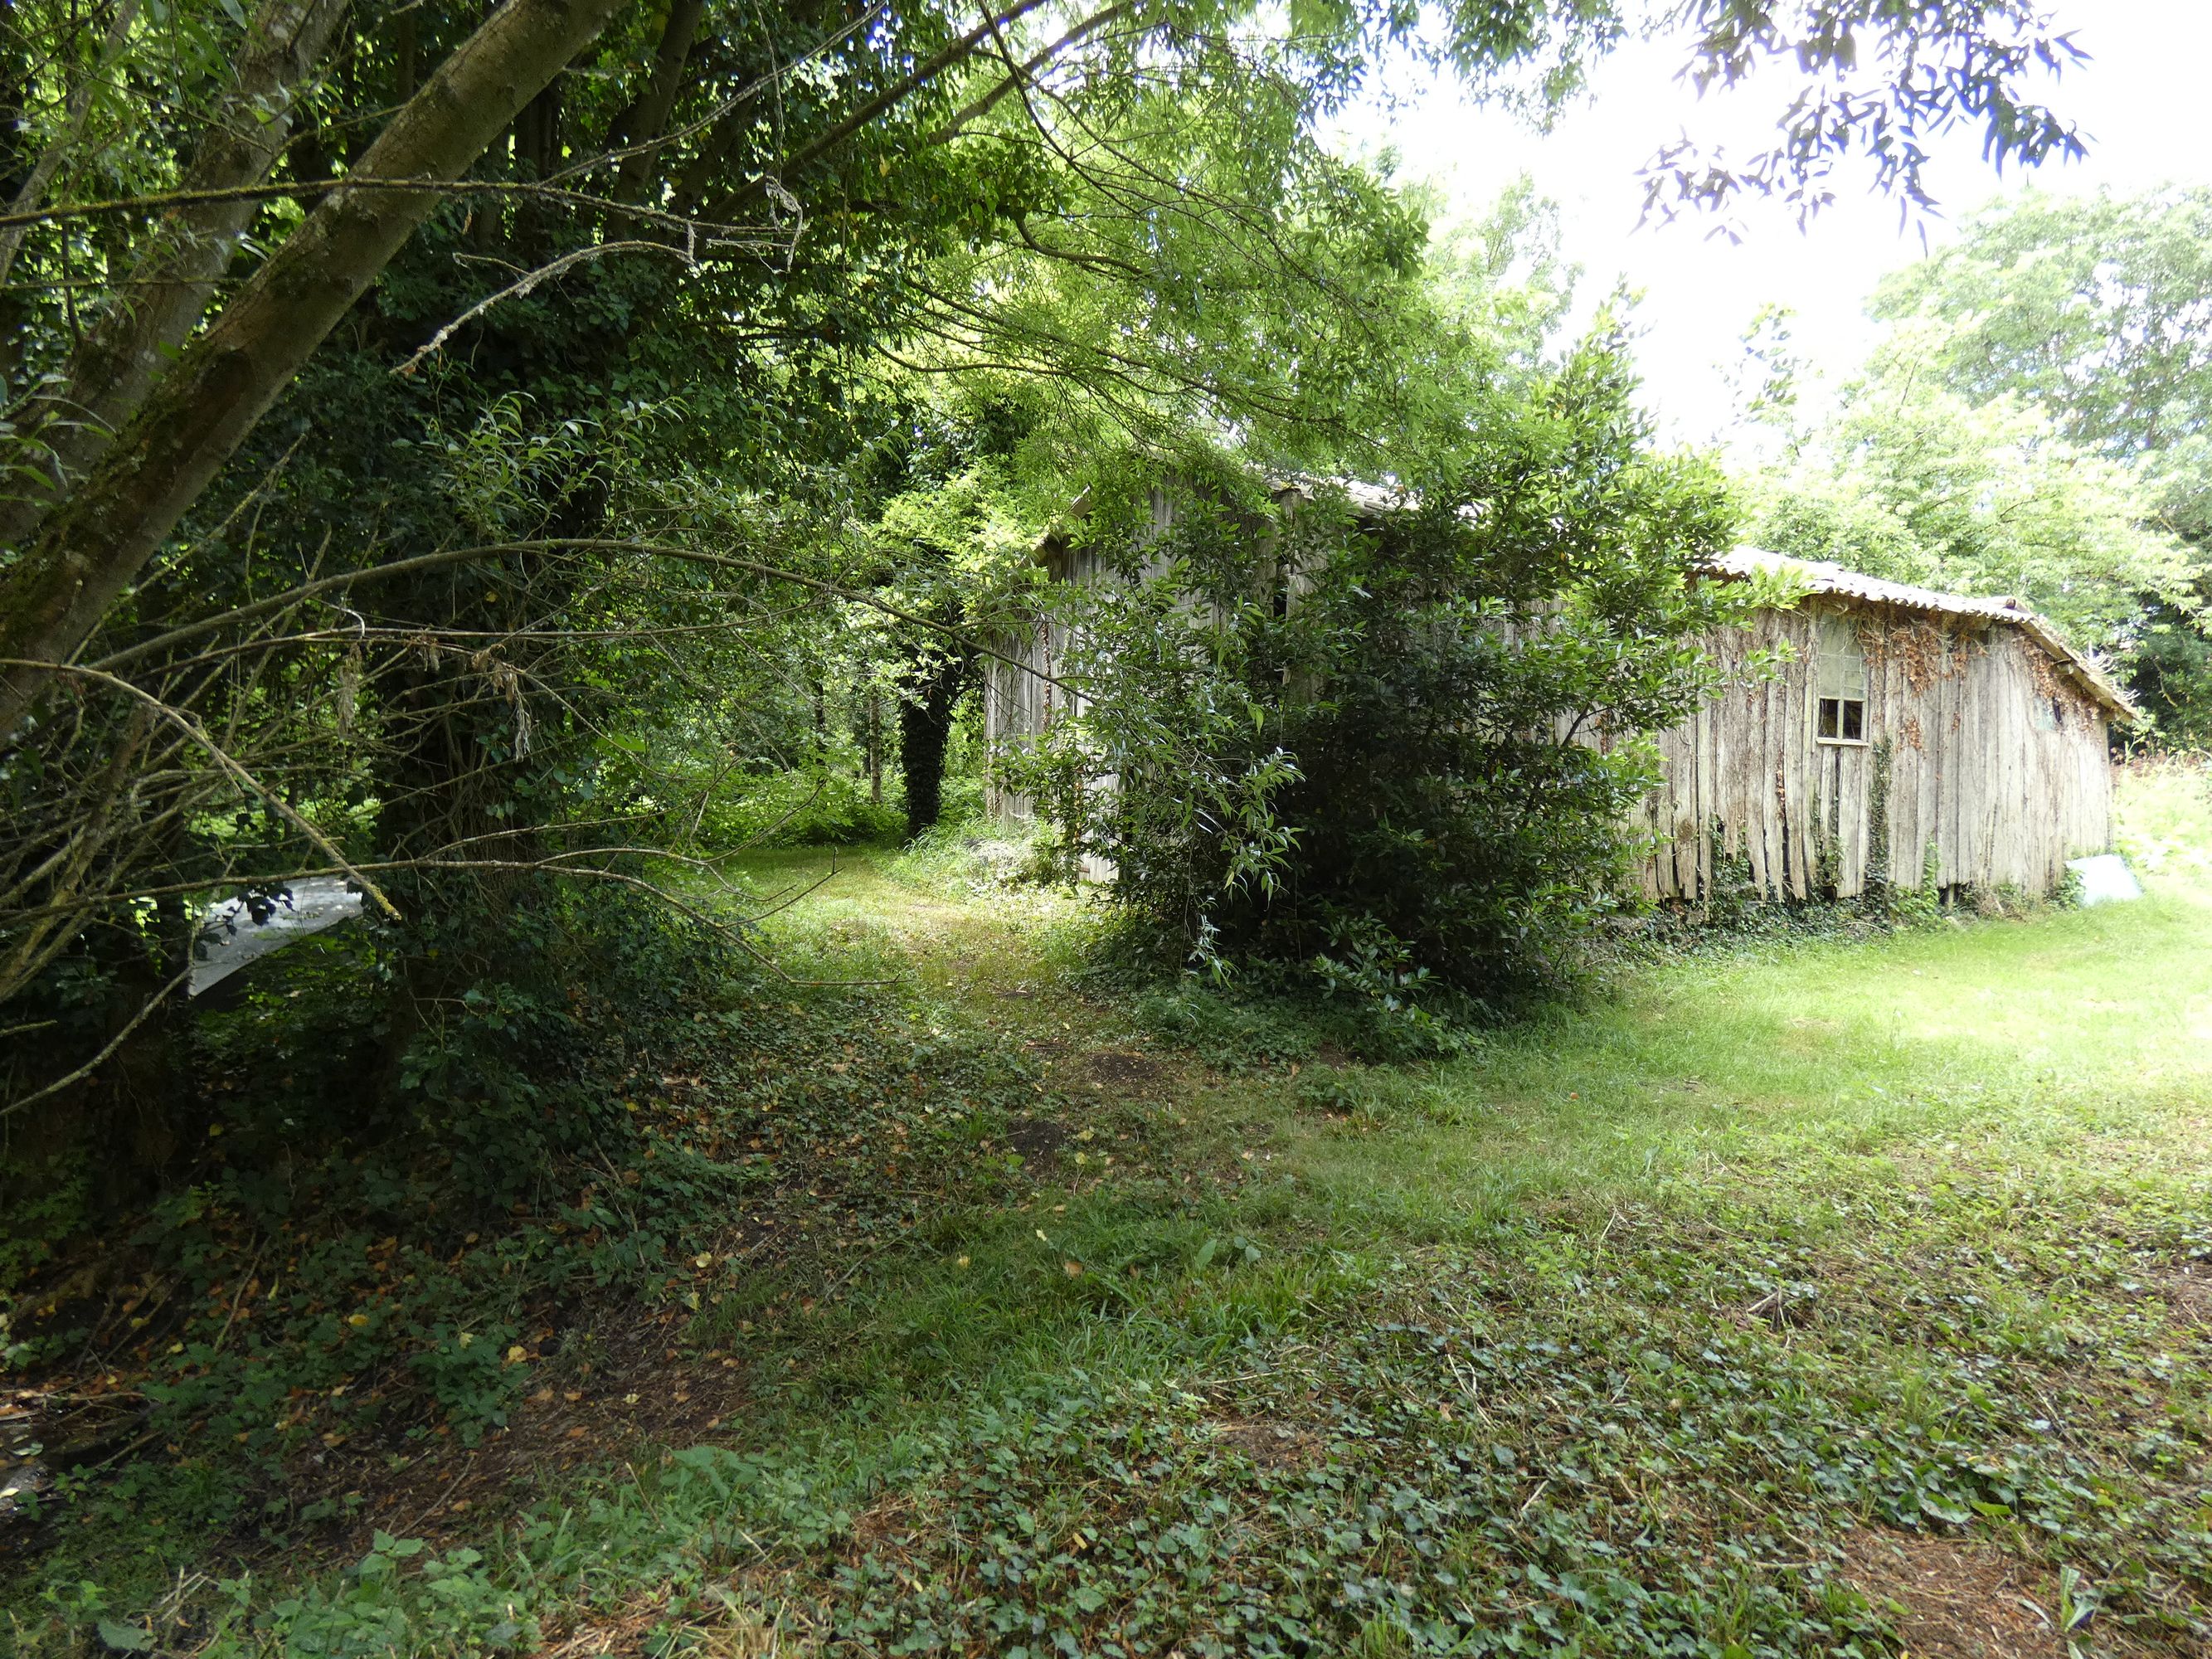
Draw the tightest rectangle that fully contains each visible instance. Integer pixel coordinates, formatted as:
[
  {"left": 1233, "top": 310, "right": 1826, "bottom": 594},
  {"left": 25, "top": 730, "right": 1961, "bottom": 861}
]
[
  {"left": 2010, "top": 612, "right": 2141, "bottom": 723},
  {"left": 1715, "top": 547, "right": 2140, "bottom": 723}
]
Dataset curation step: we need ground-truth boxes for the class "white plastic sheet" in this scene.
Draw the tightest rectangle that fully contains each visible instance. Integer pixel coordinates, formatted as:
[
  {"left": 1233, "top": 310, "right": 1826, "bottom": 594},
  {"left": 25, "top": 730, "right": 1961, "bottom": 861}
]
[
  {"left": 189, "top": 877, "right": 365, "bottom": 995},
  {"left": 2066, "top": 854, "right": 2144, "bottom": 907}
]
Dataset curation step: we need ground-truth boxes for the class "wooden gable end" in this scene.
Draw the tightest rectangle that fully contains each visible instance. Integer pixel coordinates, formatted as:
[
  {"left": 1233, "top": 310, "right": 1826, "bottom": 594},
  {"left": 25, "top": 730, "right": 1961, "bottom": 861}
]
[{"left": 1635, "top": 598, "right": 2115, "bottom": 902}]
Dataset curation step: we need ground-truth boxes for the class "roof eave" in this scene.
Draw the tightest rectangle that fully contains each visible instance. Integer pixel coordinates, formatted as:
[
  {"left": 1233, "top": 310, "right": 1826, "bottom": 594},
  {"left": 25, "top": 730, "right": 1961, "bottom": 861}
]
[{"left": 1714, "top": 547, "right": 2140, "bottom": 724}]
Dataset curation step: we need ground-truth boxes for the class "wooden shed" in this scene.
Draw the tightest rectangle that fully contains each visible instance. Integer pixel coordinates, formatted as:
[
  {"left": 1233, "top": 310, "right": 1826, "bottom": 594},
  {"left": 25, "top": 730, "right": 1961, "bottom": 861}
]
[
  {"left": 1641, "top": 549, "right": 2134, "bottom": 902},
  {"left": 982, "top": 523, "right": 2137, "bottom": 903}
]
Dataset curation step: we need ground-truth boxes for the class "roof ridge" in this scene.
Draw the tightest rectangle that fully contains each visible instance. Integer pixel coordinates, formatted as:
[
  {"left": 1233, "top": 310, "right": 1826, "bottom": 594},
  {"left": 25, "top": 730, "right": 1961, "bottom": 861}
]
[{"left": 1714, "top": 546, "right": 2138, "bottom": 722}]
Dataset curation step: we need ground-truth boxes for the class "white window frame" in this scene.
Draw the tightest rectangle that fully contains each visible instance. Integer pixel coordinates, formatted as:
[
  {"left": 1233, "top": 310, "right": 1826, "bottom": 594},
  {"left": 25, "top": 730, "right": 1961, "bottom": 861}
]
[
  {"left": 1812, "top": 613, "right": 1871, "bottom": 748},
  {"left": 1815, "top": 693, "right": 1869, "bottom": 746}
]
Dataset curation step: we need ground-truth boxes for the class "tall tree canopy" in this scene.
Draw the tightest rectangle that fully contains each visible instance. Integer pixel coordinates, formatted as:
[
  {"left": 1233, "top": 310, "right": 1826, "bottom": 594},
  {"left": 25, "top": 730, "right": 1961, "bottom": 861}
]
[
  {"left": 1770, "top": 185, "right": 2212, "bottom": 736},
  {"left": 0, "top": 0, "right": 2097, "bottom": 730},
  {"left": 1743, "top": 326, "right": 2195, "bottom": 660},
  {"left": 1869, "top": 186, "right": 2212, "bottom": 544}
]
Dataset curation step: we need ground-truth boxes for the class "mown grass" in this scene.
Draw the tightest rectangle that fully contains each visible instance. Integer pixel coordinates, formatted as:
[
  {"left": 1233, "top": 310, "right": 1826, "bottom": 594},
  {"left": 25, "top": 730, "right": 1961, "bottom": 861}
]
[{"left": 17, "top": 768, "right": 2212, "bottom": 1657}]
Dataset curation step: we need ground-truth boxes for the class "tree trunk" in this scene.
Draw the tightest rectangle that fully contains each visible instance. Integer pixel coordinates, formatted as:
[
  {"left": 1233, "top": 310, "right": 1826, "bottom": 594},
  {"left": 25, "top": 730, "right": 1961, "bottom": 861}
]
[
  {"left": 900, "top": 649, "right": 973, "bottom": 842},
  {"left": 0, "top": 0, "right": 633, "bottom": 743},
  {"left": 610, "top": 0, "right": 704, "bottom": 203},
  {"left": 0, "top": 0, "right": 352, "bottom": 551}
]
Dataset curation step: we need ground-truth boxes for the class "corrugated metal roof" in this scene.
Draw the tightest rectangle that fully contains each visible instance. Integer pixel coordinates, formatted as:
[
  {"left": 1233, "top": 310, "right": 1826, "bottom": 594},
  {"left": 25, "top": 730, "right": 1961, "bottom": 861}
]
[
  {"left": 1714, "top": 547, "right": 2139, "bottom": 722},
  {"left": 1036, "top": 493, "right": 2140, "bottom": 723}
]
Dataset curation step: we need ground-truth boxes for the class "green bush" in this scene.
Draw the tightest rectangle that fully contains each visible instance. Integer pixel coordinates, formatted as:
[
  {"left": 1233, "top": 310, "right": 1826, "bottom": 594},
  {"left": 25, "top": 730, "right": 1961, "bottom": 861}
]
[
  {"left": 1018, "top": 342, "right": 1753, "bottom": 1011},
  {"left": 701, "top": 766, "right": 907, "bottom": 848}
]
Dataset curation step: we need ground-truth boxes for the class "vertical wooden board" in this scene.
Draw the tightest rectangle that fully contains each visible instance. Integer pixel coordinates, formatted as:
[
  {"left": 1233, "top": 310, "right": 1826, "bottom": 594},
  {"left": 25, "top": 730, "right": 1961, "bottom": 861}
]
[
  {"left": 1998, "top": 644, "right": 2027, "bottom": 887},
  {"left": 2019, "top": 644, "right": 2041, "bottom": 888},
  {"left": 1780, "top": 678, "right": 1801, "bottom": 900},
  {"left": 1830, "top": 742, "right": 1845, "bottom": 890},
  {"left": 1757, "top": 635, "right": 1777, "bottom": 885},
  {"left": 1673, "top": 720, "right": 1698, "bottom": 898},
  {"left": 1694, "top": 693, "right": 1714, "bottom": 898},
  {"left": 1810, "top": 624, "right": 1833, "bottom": 894},
  {"left": 2090, "top": 716, "right": 2116, "bottom": 854},
  {"left": 1838, "top": 744, "right": 1864, "bottom": 896},
  {"left": 1641, "top": 722, "right": 1683, "bottom": 900},
  {"left": 1661, "top": 730, "right": 1680, "bottom": 898},
  {"left": 1771, "top": 611, "right": 1796, "bottom": 898},
  {"left": 1999, "top": 650, "right": 2017, "bottom": 889},
  {"left": 1656, "top": 720, "right": 1684, "bottom": 897},
  {"left": 2012, "top": 650, "right": 2033, "bottom": 882},
  {"left": 1957, "top": 637, "right": 1981, "bottom": 888},
  {"left": 1788, "top": 610, "right": 1815, "bottom": 899},
  {"left": 2026, "top": 646, "right": 2048, "bottom": 885},
  {"left": 1944, "top": 632, "right": 1968, "bottom": 888},
  {"left": 1715, "top": 666, "right": 1750, "bottom": 894},
  {"left": 1767, "top": 612, "right": 1788, "bottom": 896},
  {"left": 2068, "top": 698, "right": 2107, "bottom": 866},
  {"left": 1918, "top": 630, "right": 1941, "bottom": 887},
  {"left": 1915, "top": 630, "right": 1946, "bottom": 888},
  {"left": 1879, "top": 638, "right": 1909, "bottom": 884},
  {"left": 1884, "top": 632, "right": 1913, "bottom": 883},
  {"left": 2017, "top": 645, "right": 2049, "bottom": 888},
  {"left": 1864, "top": 618, "right": 1887, "bottom": 888},
  {"left": 1988, "top": 649, "right": 2012, "bottom": 887},
  {"left": 1760, "top": 640, "right": 1787, "bottom": 897},
  {"left": 1923, "top": 629, "right": 1941, "bottom": 885},
  {"left": 1947, "top": 629, "right": 1970, "bottom": 888},
  {"left": 2060, "top": 688, "right": 2112, "bottom": 865}
]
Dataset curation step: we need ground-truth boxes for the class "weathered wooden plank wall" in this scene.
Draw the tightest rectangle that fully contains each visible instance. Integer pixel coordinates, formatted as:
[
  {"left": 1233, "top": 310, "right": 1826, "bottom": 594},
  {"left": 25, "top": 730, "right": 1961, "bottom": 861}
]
[
  {"left": 981, "top": 542, "right": 1102, "bottom": 820},
  {"left": 1631, "top": 601, "right": 2114, "bottom": 901},
  {"left": 991, "top": 577, "right": 2117, "bottom": 901}
]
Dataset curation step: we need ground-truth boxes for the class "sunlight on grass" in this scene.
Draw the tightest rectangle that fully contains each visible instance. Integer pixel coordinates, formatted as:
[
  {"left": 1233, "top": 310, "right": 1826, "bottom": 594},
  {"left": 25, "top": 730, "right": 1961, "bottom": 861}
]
[
  {"left": 70, "top": 781, "right": 2205, "bottom": 1657},
  {"left": 1284, "top": 762, "right": 2212, "bottom": 1240}
]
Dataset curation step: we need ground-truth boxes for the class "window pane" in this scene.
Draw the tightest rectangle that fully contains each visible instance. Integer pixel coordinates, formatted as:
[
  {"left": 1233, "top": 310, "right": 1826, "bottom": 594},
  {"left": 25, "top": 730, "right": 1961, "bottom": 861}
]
[
  {"left": 1817, "top": 697, "right": 1840, "bottom": 738},
  {"left": 1841, "top": 698, "right": 1864, "bottom": 741},
  {"left": 1816, "top": 615, "right": 1869, "bottom": 699}
]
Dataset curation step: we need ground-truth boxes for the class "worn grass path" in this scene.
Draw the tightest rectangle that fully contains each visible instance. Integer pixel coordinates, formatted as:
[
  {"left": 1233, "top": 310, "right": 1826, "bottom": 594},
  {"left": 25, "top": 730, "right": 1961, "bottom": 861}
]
[
  {"left": 546, "top": 782, "right": 2212, "bottom": 1657},
  {"left": 27, "top": 772, "right": 2212, "bottom": 1657}
]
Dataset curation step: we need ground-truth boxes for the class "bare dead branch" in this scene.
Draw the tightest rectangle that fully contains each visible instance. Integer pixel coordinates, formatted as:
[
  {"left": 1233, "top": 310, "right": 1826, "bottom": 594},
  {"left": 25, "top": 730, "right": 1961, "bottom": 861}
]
[
  {"left": 0, "top": 660, "right": 400, "bottom": 919},
  {"left": 394, "top": 235, "right": 707, "bottom": 376},
  {"left": 1, "top": 964, "right": 190, "bottom": 1120}
]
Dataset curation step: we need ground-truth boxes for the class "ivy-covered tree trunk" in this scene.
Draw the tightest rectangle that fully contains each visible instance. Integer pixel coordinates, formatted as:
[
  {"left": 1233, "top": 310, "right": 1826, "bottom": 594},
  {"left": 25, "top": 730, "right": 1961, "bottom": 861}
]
[{"left": 899, "top": 647, "right": 974, "bottom": 841}]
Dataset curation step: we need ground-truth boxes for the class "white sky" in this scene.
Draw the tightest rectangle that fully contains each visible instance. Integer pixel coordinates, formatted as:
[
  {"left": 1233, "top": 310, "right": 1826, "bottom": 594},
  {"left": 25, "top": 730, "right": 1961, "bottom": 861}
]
[{"left": 1329, "top": 0, "right": 2212, "bottom": 448}]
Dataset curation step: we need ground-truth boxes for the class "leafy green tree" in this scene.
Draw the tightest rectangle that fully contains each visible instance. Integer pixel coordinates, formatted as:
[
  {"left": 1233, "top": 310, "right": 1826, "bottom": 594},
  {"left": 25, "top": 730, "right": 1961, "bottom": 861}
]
[
  {"left": 1013, "top": 282, "right": 1750, "bottom": 1015},
  {"left": 1744, "top": 328, "right": 2195, "bottom": 659},
  {"left": 1869, "top": 187, "right": 2212, "bottom": 528},
  {"left": 1861, "top": 186, "right": 2212, "bottom": 736}
]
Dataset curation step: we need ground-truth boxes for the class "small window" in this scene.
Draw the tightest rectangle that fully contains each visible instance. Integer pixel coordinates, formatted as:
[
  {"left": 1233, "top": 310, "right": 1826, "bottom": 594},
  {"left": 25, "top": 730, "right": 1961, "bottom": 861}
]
[
  {"left": 1816, "top": 696, "right": 1866, "bottom": 742},
  {"left": 1813, "top": 614, "right": 1869, "bottom": 746}
]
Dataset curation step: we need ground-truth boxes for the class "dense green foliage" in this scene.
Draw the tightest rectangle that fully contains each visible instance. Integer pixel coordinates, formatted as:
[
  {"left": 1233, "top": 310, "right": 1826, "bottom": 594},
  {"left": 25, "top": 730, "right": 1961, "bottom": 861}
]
[
  {"left": 1020, "top": 328, "right": 1748, "bottom": 1014},
  {"left": 1764, "top": 185, "right": 2212, "bottom": 740},
  {"left": 1743, "top": 332, "right": 2194, "bottom": 656},
  {"left": 1869, "top": 187, "right": 2212, "bottom": 540}
]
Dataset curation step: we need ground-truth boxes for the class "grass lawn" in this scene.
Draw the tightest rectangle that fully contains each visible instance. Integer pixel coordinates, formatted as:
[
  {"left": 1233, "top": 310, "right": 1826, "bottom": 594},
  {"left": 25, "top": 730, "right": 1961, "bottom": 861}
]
[{"left": 13, "top": 767, "right": 2212, "bottom": 1657}]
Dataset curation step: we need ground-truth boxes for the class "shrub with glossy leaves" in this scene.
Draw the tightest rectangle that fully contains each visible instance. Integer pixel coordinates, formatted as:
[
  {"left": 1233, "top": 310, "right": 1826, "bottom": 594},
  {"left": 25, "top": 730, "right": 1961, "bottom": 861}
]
[{"left": 1018, "top": 335, "right": 1749, "bottom": 1011}]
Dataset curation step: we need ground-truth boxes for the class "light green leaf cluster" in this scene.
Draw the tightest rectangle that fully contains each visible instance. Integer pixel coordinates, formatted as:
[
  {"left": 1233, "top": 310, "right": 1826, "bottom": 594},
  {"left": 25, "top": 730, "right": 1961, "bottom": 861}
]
[{"left": 1743, "top": 324, "right": 2195, "bottom": 659}]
